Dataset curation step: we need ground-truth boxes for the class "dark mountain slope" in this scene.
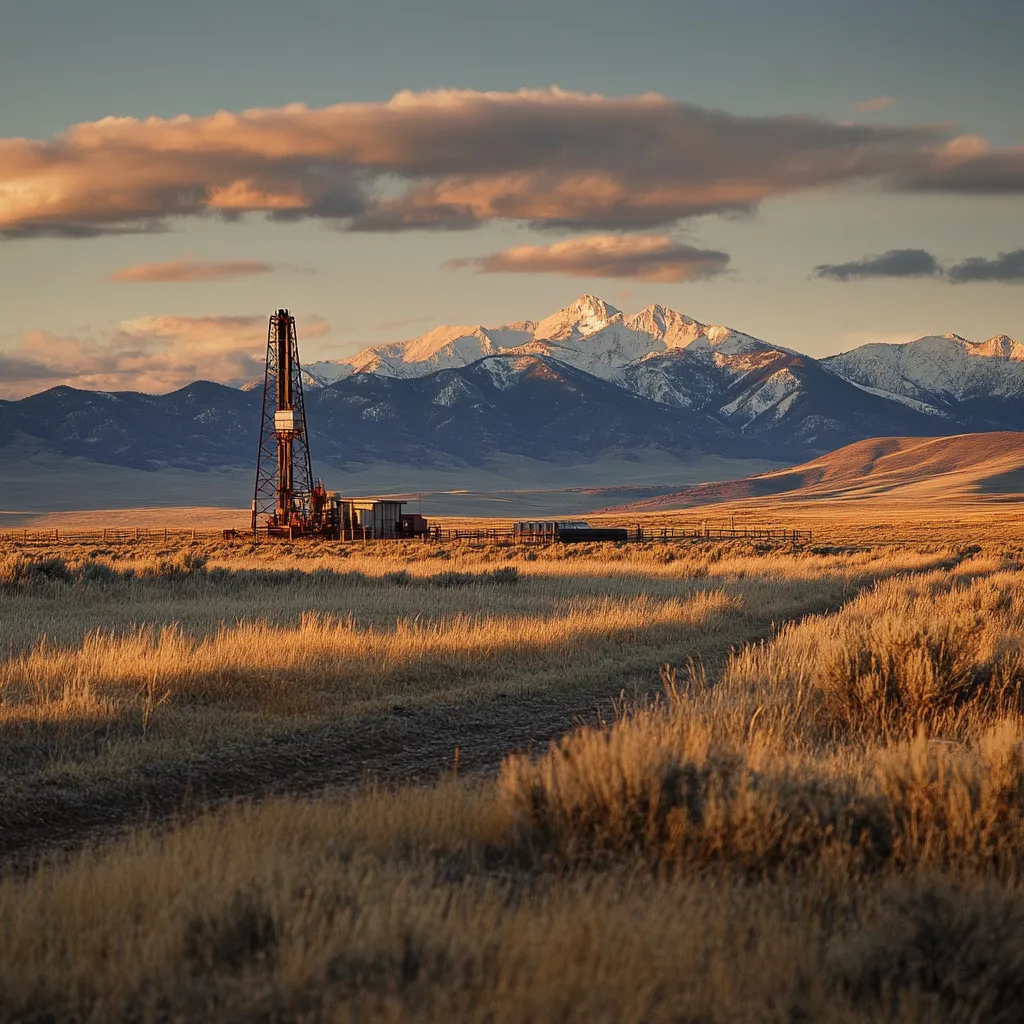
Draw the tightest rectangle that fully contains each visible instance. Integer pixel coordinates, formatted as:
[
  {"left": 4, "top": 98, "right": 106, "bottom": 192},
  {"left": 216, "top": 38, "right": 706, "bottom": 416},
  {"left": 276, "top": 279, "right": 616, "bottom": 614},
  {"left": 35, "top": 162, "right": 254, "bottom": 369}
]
[
  {"left": 307, "top": 355, "right": 753, "bottom": 466},
  {"left": 0, "top": 356, "right": 761, "bottom": 473},
  {"left": 0, "top": 382, "right": 260, "bottom": 470}
]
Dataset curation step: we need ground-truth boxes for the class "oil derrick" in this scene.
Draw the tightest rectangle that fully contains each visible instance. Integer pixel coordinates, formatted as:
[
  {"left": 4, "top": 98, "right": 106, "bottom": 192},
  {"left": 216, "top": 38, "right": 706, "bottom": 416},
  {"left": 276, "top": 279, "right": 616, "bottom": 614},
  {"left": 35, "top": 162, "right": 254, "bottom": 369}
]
[{"left": 251, "top": 309, "right": 319, "bottom": 536}]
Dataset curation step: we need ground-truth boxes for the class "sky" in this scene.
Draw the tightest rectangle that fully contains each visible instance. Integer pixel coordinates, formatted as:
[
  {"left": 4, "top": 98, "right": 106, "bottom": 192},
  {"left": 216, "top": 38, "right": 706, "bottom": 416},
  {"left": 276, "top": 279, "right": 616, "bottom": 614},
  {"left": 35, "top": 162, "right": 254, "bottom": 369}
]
[{"left": 0, "top": 0, "right": 1022, "bottom": 397}]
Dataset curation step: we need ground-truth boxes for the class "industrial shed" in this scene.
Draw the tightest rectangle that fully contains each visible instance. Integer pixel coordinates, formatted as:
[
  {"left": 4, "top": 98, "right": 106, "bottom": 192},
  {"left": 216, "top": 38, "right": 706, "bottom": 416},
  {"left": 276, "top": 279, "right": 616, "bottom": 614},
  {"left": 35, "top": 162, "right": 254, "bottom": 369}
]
[{"left": 337, "top": 498, "right": 407, "bottom": 539}]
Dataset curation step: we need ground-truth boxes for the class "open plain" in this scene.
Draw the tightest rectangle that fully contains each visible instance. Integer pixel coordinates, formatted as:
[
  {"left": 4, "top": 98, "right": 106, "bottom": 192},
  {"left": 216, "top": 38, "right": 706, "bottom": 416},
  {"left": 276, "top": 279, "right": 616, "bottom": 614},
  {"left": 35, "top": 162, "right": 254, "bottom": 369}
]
[{"left": 2, "top": 511, "right": 1024, "bottom": 1021}]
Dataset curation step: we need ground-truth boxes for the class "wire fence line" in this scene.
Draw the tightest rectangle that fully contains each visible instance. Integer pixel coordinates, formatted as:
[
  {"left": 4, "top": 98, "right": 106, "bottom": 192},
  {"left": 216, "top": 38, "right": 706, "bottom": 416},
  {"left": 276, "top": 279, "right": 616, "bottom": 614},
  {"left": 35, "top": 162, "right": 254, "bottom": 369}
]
[
  {"left": 0, "top": 524, "right": 814, "bottom": 546},
  {"left": 429, "top": 526, "right": 813, "bottom": 544},
  {"left": 0, "top": 528, "right": 211, "bottom": 543}
]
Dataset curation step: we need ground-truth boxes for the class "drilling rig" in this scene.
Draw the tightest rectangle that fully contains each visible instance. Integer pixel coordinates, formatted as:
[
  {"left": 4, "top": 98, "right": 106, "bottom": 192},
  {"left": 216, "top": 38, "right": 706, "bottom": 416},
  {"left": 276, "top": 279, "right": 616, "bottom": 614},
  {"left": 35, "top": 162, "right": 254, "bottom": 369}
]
[{"left": 251, "top": 309, "right": 338, "bottom": 538}]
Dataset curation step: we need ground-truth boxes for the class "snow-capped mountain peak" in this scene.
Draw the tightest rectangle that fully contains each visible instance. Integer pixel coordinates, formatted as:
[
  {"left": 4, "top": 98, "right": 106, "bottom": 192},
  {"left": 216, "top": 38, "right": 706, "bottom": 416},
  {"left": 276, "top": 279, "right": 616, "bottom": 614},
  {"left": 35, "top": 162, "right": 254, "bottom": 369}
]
[
  {"left": 296, "top": 295, "right": 780, "bottom": 390},
  {"left": 532, "top": 294, "right": 621, "bottom": 342},
  {"left": 395, "top": 325, "right": 492, "bottom": 364},
  {"left": 677, "top": 324, "right": 772, "bottom": 359},
  {"left": 290, "top": 298, "right": 1017, "bottom": 439},
  {"left": 305, "top": 321, "right": 536, "bottom": 385},
  {"left": 624, "top": 304, "right": 704, "bottom": 346},
  {"left": 970, "top": 334, "right": 1024, "bottom": 360},
  {"left": 822, "top": 331, "right": 1024, "bottom": 405},
  {"left": 27, "top": 295, "right": 1024, "bottom": 477}
]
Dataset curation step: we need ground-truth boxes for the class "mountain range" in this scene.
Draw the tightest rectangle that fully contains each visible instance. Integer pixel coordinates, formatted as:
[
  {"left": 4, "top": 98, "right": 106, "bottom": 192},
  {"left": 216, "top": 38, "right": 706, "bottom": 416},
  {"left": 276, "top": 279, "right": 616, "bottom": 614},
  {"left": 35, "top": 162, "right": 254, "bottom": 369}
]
[
  {"left": 301, "top": 295, "right": 1024, "bottom": 439},
  {"left": 2, "top": 295, "right": 1022, "bottom": 478}
]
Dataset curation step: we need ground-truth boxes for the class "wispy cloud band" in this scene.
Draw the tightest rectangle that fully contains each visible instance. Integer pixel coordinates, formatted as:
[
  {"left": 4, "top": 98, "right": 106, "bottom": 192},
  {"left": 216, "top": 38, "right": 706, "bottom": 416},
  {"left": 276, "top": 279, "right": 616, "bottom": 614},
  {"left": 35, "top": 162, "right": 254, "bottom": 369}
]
[
  {"left": 110, "top": 259, "right": 274, "bottom": 283},
  {"left": 854, "top": 96, "right": 896, "bottom": 113},
  {"left": 0, "top": 314, "right": 329, "bottom": 399},
  {"left": 448, "top": 235, "right": 730, "bottom": 282},
  {"left": 1, "top": 88, "right": 1021, "bottom": 239}
]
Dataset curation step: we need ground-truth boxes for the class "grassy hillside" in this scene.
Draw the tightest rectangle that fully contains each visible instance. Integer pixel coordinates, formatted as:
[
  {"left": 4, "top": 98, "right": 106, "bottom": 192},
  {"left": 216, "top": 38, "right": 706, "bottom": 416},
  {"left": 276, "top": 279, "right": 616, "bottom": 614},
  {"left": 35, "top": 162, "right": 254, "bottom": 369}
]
[{"left": 606, "top": 432, "right": 1024, "bottom": 512}]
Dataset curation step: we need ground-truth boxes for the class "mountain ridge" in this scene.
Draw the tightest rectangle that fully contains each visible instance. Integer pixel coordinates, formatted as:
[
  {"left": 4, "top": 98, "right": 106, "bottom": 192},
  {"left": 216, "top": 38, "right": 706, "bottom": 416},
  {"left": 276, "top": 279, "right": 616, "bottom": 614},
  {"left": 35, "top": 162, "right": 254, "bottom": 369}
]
[
  {"left": 0, "top": 355, "right": 768, "bottom": 473},
  {"left": 822, "top": 333, "right": 1024, "bottom": 429},
  {"left": 303, "top": 294, "right": 784, "bottom": 386},
  {"left": 2, "top": 294, "right": 1021, "bottom": 481},
  {"left": 301, "top": 296, "right": 1021, "bottom": 440}
]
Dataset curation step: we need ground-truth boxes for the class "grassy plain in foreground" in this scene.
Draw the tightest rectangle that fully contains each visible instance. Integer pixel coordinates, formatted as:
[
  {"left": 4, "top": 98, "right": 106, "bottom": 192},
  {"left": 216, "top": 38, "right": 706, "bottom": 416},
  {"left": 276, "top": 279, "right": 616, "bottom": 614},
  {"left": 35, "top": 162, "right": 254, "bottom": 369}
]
[
  {"left": 0, "top": 535, "right": 947, "bottom": 800},
  {"left": 2, "top": 529, "right": 1023, "bottom": 1020}
]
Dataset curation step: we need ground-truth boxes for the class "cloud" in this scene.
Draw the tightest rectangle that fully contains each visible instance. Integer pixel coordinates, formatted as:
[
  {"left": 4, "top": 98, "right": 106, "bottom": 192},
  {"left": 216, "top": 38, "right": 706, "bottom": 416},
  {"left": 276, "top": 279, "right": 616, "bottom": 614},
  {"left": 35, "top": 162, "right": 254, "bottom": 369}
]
[
  {"left": 1, "top": 87, "right": 1015, "bottom": 238},
  {"left": 947, "top": 248, "right": 1024, "bottom": 283},
  {"left": 0, "top": 351, "right": 67, "bottom": 384},
  {"left": 110, "top": 258, "right": 274, "bottom": 283},
  {"left": 812, "top": 248, "right": 943, "bottom": 281},
  {"left": 855, "top": 96, "right": 896, "bottom": 112},
  {"left": 448, "top": 234, "right": 730, "bottom": 282},
  {"left": 813, "top": 246, "right": 1024, "bottom": 284},
  {"left": 0, "top": 313, "right": 329, "bottom": 399},
  {"left": 895, "top": 135, "right": 1024, "bottom": 194}
]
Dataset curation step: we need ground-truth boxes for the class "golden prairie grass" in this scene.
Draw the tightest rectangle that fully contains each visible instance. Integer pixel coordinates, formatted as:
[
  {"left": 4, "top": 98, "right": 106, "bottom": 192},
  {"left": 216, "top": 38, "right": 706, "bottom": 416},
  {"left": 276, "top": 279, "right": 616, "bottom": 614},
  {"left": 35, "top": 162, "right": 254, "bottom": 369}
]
[
  {"left": 1, "top": 787, "right": 849, "bottom": 1022},
  {"left": 4, "top": 536, "right": 1024, "bottom": 1020},
  {"left": 0, "top": 529, "right": 969, "bottom": 576},
  {"left": 716, "top": 568, "right": 1024, "bottom": 745},
  {"left": 0, "top": 537, "right": 967, "bottom": 661},
  {"left": 6, "top": 737, "right": 1024, "bottom": 1022},
  {"left": 501, "top": 711, "right": 1024, "bottom": 872},
  {"left": 1, "top": 537, "right": 945, "bottom": 811},
  {"left": 496, "top": 568, "right": 1024, "bottom": 875},
  {"left": 2, "top": 592, "right": 734, "bottom": 720}
]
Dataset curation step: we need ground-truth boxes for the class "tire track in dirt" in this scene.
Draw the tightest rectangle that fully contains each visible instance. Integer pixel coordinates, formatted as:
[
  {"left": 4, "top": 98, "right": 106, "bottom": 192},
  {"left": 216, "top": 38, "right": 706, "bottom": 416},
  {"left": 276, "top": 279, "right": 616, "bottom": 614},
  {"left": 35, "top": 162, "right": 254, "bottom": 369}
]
[{"left": 0, "top": 686, "right": 623, "bottom": 870}]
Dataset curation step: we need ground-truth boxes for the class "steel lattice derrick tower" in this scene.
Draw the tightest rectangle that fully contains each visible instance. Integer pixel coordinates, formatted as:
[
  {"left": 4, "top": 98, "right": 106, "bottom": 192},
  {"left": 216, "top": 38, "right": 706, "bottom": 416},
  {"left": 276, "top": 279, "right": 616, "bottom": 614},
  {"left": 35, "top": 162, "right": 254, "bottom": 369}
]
[{"left": 251, "top": 309, "right": 315, "bottom": 534}]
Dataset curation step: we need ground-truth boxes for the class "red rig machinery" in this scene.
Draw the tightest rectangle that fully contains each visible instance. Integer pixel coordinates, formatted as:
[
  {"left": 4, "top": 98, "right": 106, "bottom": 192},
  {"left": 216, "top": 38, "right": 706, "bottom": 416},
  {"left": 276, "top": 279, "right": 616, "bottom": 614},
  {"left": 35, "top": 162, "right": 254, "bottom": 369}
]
[{"left": 251, "top": 309, "right": 340, "bottom": 539}]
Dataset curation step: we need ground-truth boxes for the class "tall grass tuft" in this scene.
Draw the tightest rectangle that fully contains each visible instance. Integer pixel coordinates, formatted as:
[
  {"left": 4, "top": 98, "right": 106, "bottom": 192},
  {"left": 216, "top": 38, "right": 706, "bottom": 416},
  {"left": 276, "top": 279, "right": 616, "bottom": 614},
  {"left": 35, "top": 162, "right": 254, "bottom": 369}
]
[{"left": 722, "top": 571, "right": 1024, "bottom": 743}]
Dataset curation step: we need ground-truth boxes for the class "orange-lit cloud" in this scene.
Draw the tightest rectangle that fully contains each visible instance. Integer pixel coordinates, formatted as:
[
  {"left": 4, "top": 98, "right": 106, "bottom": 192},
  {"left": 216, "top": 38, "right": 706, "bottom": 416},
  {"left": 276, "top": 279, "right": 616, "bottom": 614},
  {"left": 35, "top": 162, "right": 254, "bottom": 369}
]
[
  {"left": 900, "top": 135, "right": 1024, "bottom": 192},
  {"left": 449, "top": 235, "right": 730, "bottom": 282},
  {"left": 855, "top": 96, "right": 896, "bottom": 112},
  {"left": 111, "top": 258, "right": 274, "bottom": 283},
  {"left": 0, "top": 314, "right": 329, "bottom": 398},
  {"left": 0, "top": 88, "right": 1018, "bottom": 239}
]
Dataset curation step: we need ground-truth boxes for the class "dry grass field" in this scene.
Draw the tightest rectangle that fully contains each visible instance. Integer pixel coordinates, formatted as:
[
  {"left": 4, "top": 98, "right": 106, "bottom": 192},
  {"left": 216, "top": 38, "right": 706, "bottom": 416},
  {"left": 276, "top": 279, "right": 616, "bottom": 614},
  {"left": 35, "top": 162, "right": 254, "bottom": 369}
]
[{"left": 2, "top": 523, "right": 1024, "bottom": 1021}]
